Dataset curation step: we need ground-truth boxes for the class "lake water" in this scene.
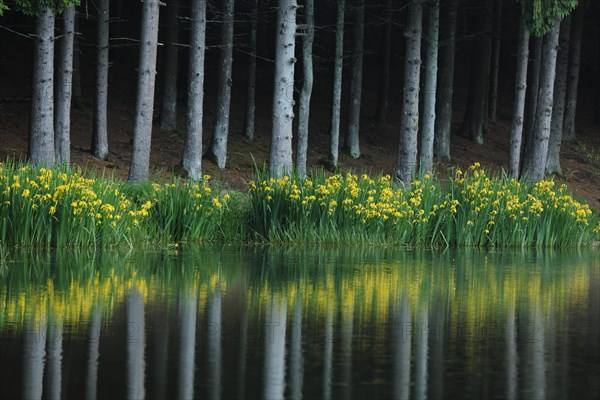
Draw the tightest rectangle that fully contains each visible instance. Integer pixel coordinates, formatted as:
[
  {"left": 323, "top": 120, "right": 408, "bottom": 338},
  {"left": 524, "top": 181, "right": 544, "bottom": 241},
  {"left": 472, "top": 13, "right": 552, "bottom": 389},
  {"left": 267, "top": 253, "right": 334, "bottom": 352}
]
[{"left": 0, "top": 246, "right": 599, "bottom": 399}]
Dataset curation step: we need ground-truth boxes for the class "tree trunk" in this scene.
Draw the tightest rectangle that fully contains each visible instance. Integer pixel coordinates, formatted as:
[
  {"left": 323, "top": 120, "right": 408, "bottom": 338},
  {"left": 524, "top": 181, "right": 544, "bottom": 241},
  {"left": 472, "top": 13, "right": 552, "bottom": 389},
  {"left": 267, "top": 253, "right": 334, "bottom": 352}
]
[
  {"left": 72, "top": 14, "right": 82, "bottom": 109},
  {"left": 395, "top": 0, "right": 423, "bottom": 185},
  {"left": 344, "top": 0, "right": 365, "bottom": 159},
  {"left": 29, "top": 7, "right": 56, "bottom": 167},
  {"left": 295, "top": 0, "right": 314, "bottom": 177},
  {"left": 92, "top": 0, "right": 110, "bottom": 161},
  {"left": 269, "top": 0, "right": 297, "bottom": 178},
  {"left": 521, "top": 36, "right": 542, "bottom": 172},
  {"left": 55, "top": 6, "right": 75, "bottom": 165},
  {"left": 329, "top": 0, "right": 345, "bottom": 166},
  {"left": 208, "top": 0, "right": 235, "bottom": 169},
  {"left": 488, "top": 0, "right": 502, "bottom": 122},
  {"left": 546, "top": 16, "right": 571, "bottom": 175},
  {"left": 159, "top": 0, "right": 180, "bottom": 131},
  {"left": 434, "top": 0, "right": 458, "bottom": 160},
  {"left": 457, "top": 0, "right": 492, "bottom": 145},
  {"left": 243, "top": 0, "right": 258, "bottom": 141},
  {"left": 126, "top": 290, "right": 146, "bottom": 400},
  {"left": 182, "top": 0, "right": 206, "bottom": 180},
  {"left": 419, "top": 0, "right": 439, "bottom": 174},
  {"left": 563, "top": 1, "right": 584, "bottom": 143},
  {"left": 508, "top": 19, "right": 530, "bottom": 179},
  {"left": 376, "top": 0, "right": 393, "bottom": 122},
  {"left": 128, "top": 0, "right": 161, "bottom": 182},
  {"left": 521, "top": 21, "right": 560, "bottom": 183}
]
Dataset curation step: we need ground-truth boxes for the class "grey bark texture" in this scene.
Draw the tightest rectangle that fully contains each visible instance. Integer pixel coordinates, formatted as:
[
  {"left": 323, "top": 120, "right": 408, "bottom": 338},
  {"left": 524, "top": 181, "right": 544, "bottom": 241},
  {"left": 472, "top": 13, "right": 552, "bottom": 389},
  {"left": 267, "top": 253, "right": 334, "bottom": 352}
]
[
  {"left": 522, "top": 36, "right": 542, "bottom": 170},
  {"left": 395, "top": 0, "right": 423, "bottom": 186},
  {"left": 29, "top": 7, "right": 56, "bottom": 167},
  {"left": 546, "top": 16, "right": 571, "bottom": 175},
  {"left": 128, "top": 0, "right": 161, "bottom": 182},
  {"left": 563, "top": 1, "right": 584, "bottom": 143},
  {"left": 243, "top": 0, "right": 258, "bottom": 141},
  {"left": 488, "top": 0, "right": 502, "bottom": 122},
  {"left": 92, "top": 0, "right": 110, "bottom": 161},
  {"left": 434, "top": 0, "right": 458, "bottom": 160},
  {"left": 208, "top": 0, "right": 235, "bottom": 169},
  {"left": 182, "top": 0, "right": 206, "bottom": 181},
  {"left": 159, "top": 0, "right": 180, "bottom": 131},
  {"left": 269, "top": 0, "right": 297, "bottom": 178},
  {"left": 72, "top": 14, "right": 82, "bottom": 109},
  {"left": 419, "top": 0, "right": 439, "bottom": 174},
  {"left": 344, "top": 0, "right": 365, "bottom": 159},
  {"left": 508, "top": 20, "right": 530, "bottom": 179},
  {"left": 295, "top": 0, "right": 314, "bottom": 177},
  {"left": 55, "top": 6, "right": 75, "bottom": 165},
  {"left": 376, "top": 0, "right": 393, "bottom": 122},
  {"left": 328, "top": 0, "right": 345, "bottom": 166},
  {"left": 521, "top": 21, "right": 560, "bottom": 183}
]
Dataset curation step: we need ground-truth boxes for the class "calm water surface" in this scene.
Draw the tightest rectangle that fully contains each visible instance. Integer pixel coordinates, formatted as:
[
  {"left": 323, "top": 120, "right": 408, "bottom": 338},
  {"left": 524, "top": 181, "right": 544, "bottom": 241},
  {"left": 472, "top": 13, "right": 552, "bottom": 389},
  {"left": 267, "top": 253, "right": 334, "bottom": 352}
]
[{"left": 0, "top": 246, "right": 599, "bottom": 399}]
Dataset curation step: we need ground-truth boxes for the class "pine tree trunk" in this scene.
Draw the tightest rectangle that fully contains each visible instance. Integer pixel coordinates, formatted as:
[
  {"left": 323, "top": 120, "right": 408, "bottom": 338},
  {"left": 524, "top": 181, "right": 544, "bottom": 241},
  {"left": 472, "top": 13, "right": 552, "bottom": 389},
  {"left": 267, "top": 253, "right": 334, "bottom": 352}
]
[
  {"left": 395, "top": 0, "right": 423, "bottom": 185},
  {"left": 243, "top": 0, "right": 258, "bottom": 141},
  {"left": 508, "top": 20, "right": 530, "bottom": 179},
  {"left": 376, "top": 0, "right": 392, "bottom": 122},
  {"left": 521, "top": 21, "right": 560, "bottom": 183},
  {"left": 295, "top": 0, "right": 314, "bottom": 177},
  {"left": 546, "top": 16, "right": 571, "bottom": 175},
  {"left": 344, "top": 0, "right": 365, "bottom": 159},
  {"left": 159, "top": 0, "right": 180, "bottom": 131},
  {"left": 128, "top": 0, "right": 161, "bottom": 182},
  {"left": 563, "top": 1, "right": 584, "bottom": 143},
  {"left": 29, "top": 7, "right": 56, "bottom": 167},
  {"left": 182, "top": 0, "right": 206, "bottom": 181},
  {"left": 55, "top": 6, "right": 75, "bottom": 165},
  {"left": 434, "top": 0, "right": 458, "bottom": 160},
  {"left": 269, "top": 0, "right": 297, "bottom": 178},
  {"left": 92, "top": 0, "right": 110, "bottom": 161},
  {"left": 208, "top": 0, "right": 235, "bottom": 169},
  {"left": 488, "top": 0, "right": 502, "bottom": 122},
  {"left": 419, "top": 0, "right": 439, "bottom": 174},
  {"left": 328, "top": 0, "right": 345, "bottom": 166},
  {"left": 521, "top": 36, "right": 542, "bottom": 172},
  {"left": 72, "top": 14, "right": 82, "bottom": 109}
]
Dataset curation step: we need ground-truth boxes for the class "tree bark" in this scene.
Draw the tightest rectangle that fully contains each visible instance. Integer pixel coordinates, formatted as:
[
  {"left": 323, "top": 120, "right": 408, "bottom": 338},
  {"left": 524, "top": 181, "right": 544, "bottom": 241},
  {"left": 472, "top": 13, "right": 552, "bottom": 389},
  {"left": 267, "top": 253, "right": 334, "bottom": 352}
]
[
  {"left": 128, "top": 0, "right": 161, "bottom": 182},
  {"left": 521, "top": 21, "right": 561, "bottom": 183},
  {"left": 508, "top": 20, "right": 530, "bottom": 179},
  {"left": 563, "top": 1, "right": 584, "bottom": 142},
  {"left": 546, "top": 16, "right": 571, "bottom": 175},
  {"left": 243, "top": 0, "right": 258, "bottom": 141},
  {"left": 488, "top": 0, "right": 502, "bottom": 122},
  {"left": 92, "top": 0, "right": 110, "bottom": 161},
  {"left": 395, "top": 0, "right": 423, "bottom": 185},
  {"left": 55, "top": 6, "right": 75, "bottom": 165},
  {"left": 29, "top": 7, "right": 56, "bottom": 167},
  {"left": 376, "top": 0, "right": 393, "bottom": 122},
  {"left": 419, "top": 0, "right": 439, "bottom": 174},
  {"left": 159, "top": 0, "right": 180, "bottom": 131},
  {"left": 344, "top": 0, "right": 365, "bottom": 159},
  {"left": 329, "top": 0, "right": 345, "bottom": 166},
  {"left": 269, "top": 0, "right": 297, "bottom": 178},
  {"left": 182, "top": 0, "right": 206, "bottom": 181},
  {"left": 295, "top": 0, "right": 315, "bottom": 177},
  {"left": 208, "top": 0, "right": 235, "bottom": 169},
  {"left": 434, "top": 0, "right": 458, "bottom": 160},
  {"left": 521, "top": 36, "right": 542, "bottom": 172}
]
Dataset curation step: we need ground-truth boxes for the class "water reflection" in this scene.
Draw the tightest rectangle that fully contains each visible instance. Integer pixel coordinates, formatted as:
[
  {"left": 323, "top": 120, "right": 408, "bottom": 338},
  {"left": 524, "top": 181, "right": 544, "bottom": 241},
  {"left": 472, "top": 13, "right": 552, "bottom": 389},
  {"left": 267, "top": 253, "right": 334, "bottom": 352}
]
[{"left": 0, "top": 247, "right": 599, "bottom": 399}]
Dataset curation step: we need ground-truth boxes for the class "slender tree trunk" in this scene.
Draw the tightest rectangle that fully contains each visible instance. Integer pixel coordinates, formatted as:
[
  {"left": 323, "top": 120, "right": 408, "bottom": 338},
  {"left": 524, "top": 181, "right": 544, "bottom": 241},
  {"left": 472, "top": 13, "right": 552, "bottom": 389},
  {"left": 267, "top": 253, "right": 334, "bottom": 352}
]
[
  {"left": 376, "top": 0, "right": 393, "bottom": 122},
  {"left": 22, "top": 319, "right": 46, "bottom": 400},
  {"left": 243, "top": 0, "right": 258, "bottom": 140},
  {"left": 329, "top": 0, "right": 345, "bottom": 166},
  {"left": 159, "top": 0, "right": 180, "bottom": 131},
  {"left": 488, "top": 0, "right": 502, "bottom": 122},
  {"left": 521, "top": 36, "right": 543, "bottom": 172},
  {"left": 55, "top": 6, "right": 75, "bottom": 164},
  {"left": 29, "top": 7, "right": 56, "bottom": 166},
  {"left": 128, "top": 0, "right": 161, "bottom": 182},
  {"left": 508, "top": 20, "right": 530, "bottom": 179},
  {"left": 269, "top": 0, "right": 297, "bottom": 178},
  {"left": 434, "top": 0, "right": 458, "bottom": 160},
  {"left": 419, "top": 0, "right": 439, "bottom": 174},
  {"left": 263, "top": 297, "right": 287, "bottom": 400},
  {"left": 92, "top": 0, "right": 110, "bottom": 161},
  {"left": 208, "top": 0, "right": 235, "bottom": 169},
  {"left": 546, "top": 16, "right": 571, "bottom": 175},
  {"left": 295, "top": 0, "right": 314, "bottom": 177},
  {"left": 178, "top": 292, "right": 198, "bottom": 400},
  {"left": 395, "top": 0, "right": 423, "bottom": 185},
  {"left": 521, "top": 21, "right": 561, "bottom": 183},
  {"left": 72, "top": 14, "right": 82, "bottom": 109},
  {"left": 126, "top": 290, "right": 146, "bottom": 400},
  {"left": 344, "top": 0, "right": 365, "bottom": 159},
  {"left": 563, "top": 1, "right": 584, "bottom": 142},
  {"left": 182, "top": 0, "right": 206, "bottom": 180},
  {"left": 45, "top": 318, "right": 63, "bottom": 400}
]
